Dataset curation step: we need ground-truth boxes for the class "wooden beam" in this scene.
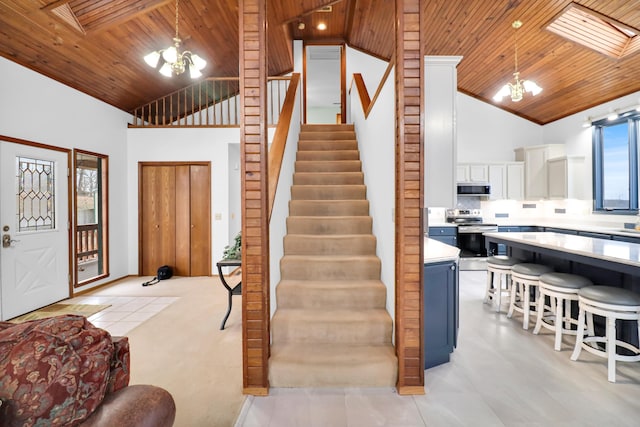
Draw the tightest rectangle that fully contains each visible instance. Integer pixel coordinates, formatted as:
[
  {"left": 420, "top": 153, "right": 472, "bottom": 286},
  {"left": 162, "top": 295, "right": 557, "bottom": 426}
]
[
  {"left": 394, "top": 0, "right": 424, "bottom": 395},
  {"left": 240, "top": 0, "right": 270, "bottom": 395}
]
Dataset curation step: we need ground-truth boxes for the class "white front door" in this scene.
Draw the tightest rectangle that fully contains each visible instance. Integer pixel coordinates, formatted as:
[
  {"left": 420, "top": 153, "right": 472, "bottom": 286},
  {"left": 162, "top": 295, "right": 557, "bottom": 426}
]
[{"left": 0, "top": 141, "right": 70, "bottom": 320}]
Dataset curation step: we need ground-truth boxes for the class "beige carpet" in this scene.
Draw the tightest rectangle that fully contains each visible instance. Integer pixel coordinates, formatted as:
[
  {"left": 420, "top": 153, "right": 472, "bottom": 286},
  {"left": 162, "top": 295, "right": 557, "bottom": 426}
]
[
  {"left": 9, "top": 303, "right": 110, "bottom": 323},
  {"left": 82, "top": 274, "right": 244, "bottom": 427}
]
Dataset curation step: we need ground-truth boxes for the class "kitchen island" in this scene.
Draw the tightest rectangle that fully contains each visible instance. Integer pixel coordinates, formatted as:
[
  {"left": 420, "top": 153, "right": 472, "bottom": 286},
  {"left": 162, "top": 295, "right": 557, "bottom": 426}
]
[
  {"left": 483, "top": 231, "right": 640, "bottom": 278},
  {"left": 484, "top": 231, "right": 640, "bottom": 345}
]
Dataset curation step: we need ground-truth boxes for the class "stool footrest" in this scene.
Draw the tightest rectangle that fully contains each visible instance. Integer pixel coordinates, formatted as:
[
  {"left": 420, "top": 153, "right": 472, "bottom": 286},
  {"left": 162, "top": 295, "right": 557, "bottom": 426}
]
[{"left": 579, "top": 337, "right": 640, "bottom": 362}]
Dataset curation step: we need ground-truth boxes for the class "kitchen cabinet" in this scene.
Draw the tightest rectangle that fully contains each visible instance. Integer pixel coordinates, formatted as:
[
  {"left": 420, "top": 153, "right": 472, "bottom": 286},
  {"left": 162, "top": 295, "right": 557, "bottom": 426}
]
[
  {"left": 578, "top": 231, "right": 612, "bottom": 240},
  {"left": 547, "top": 156, "right": 585, "bottom": 199},
  {"left": 515, "top": 144, "right": 565, "bottom": 199},
  {"left": 613, "top": 234, "right": 640, "bottom": 243},
  {"left": 457, "top": 163, "right": 488, "bottom": 183},
  {"left": 428, "top": 226, "right": 457, "bottom": 247},
  {"left": 425, "top": 56, "right": 461, "bottom": 209},
  {"left": 488, "top": 162, "right": 524, "bottom": 200},
  {"left": 424, "top": 260, "right": 458, "bottom": 369}
]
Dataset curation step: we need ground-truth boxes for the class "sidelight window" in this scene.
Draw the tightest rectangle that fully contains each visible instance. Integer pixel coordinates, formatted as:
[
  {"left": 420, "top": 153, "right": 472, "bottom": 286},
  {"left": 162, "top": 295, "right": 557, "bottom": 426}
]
[{"left": 74, "top": 149, "right": 109, "bottom": 286}]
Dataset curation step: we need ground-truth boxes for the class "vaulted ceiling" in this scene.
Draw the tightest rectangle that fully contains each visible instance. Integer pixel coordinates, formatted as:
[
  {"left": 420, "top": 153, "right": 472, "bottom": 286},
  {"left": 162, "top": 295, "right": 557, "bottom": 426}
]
[{"left": 2, "top": 0, "right": 640, "bottom": 125}]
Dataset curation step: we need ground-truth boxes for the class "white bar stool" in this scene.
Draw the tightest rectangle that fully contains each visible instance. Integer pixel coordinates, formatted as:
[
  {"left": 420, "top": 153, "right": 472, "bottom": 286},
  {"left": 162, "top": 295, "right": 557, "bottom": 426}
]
[
  {"left": 571, "top": 285, "right": 640, "bottom": 382},
  {"left": 485, "top": 255, "right": 521, "bottom": 312},
  {"left": 533, "top": 272, "right": 593, "bottom": 351},
  {"left": 508, "top": 263, "right": 553, "bottom": 329}
]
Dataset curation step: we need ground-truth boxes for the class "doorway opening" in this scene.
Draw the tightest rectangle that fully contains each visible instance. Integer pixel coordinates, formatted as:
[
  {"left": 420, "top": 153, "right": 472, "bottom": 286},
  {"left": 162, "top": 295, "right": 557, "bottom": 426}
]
[{"left": 304, "top": 43, "right": 346, "bottom": 124}]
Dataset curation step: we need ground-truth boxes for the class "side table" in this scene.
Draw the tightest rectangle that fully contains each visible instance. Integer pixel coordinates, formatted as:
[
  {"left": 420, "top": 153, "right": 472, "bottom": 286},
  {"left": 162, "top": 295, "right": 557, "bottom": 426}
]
[{"left": 216, "top": 259, "right": 242, "bottom": 330}]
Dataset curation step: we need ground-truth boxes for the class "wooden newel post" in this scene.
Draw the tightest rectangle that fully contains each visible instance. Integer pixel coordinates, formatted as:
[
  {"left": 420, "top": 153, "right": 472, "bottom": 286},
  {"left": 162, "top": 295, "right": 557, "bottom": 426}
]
[
  {"left": 239, "top": 0, "right": 270, "bottom": 395},
  {"left": 395, "top": 0, "right": 425, "bottom": 395}
]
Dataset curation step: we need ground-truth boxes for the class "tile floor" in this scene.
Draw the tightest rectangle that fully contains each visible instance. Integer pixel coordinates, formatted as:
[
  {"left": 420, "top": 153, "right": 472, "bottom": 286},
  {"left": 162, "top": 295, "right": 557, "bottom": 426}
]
[
  {"left": 234, "top": 270, "right": 640, "bottom": 427},
  {"left": 65, "top": 294, "right": 180, "bottom": 337}
]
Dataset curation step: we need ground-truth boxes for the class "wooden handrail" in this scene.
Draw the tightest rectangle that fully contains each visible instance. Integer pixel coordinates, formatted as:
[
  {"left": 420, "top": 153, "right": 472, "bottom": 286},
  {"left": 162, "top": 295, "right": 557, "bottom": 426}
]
[
  {"left": 268, "top": 73, "right": 301, "bottom": 222},
  {"left": 353, "top": 74, "right": 372, "bottom": 113},
  {"left": 352, "top": 58, "right": 395, "bottom": 118}
]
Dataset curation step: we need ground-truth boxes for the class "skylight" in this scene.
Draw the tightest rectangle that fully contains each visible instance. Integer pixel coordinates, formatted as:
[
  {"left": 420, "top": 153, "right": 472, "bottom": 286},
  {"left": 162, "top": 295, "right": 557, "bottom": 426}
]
[{"left": 546, "top": 3, "right": 640, "bottom": 59}]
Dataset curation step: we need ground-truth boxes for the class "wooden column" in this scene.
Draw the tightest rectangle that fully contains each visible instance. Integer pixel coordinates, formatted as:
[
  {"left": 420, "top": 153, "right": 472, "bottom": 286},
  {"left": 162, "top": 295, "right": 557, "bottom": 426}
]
[
  {"left": 394, "top": 0, "right": 425, "bottom": 395},
  {"left": 239, "top": 0, "right": 270, "bottom": 395}
]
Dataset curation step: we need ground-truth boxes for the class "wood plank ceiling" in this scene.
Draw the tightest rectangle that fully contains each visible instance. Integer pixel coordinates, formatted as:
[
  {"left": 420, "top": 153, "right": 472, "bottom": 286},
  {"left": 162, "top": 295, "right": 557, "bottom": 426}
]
[{"left": 2, "top": 0, "right": 640, "bottom": 125}]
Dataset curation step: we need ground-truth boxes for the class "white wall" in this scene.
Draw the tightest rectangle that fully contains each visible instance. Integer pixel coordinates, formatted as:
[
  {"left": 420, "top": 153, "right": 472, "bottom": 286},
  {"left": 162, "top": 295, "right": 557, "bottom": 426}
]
[
  {"left": 228, "top": 144, "right": 241, "bottom": 242},
  {"left": 0, "top": 57, "right": 131, "bottom": 292},
  {"left": 346, "top": 47, "right": 389, "bottom": 95},
  {"left": 457, "top": 93, "right": 543, "bottom": 162},
  {"left": 348, "top": 54, "right": 396, "bottom": 321}
]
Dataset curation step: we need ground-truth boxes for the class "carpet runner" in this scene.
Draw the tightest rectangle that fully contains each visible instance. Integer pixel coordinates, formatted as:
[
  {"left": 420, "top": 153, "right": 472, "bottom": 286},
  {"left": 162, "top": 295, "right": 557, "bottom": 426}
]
[{"left": 269, "top": 123, "right": 398, "bottom": 387}]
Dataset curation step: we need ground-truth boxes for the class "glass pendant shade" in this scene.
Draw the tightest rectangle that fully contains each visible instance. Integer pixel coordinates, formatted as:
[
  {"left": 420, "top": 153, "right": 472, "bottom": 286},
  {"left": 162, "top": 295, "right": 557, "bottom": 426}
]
[
  {"left": 523, "top": 80, "right": 542, "bottom": 96},
  {"left": 191, "top": 54, "right": 207, "bottom": 71},
  {"left": 159, "top": 62, "right": 173, "bottom": 77},
  {"left": 144, "top": 51, "right": 161, "bottom": 68},
  {"left": 162, "top": 46, "right": 178, "bottom": 64}
]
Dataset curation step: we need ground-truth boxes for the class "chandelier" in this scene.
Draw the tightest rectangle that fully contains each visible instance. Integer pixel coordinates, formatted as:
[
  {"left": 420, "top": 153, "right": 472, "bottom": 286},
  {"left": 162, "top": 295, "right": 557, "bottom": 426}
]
[
  {"left": 143, "top": 0, "right": 206, "bottom": 78},
  {"left": 493, "top": 20, "right": 542, "bottom": 103}
]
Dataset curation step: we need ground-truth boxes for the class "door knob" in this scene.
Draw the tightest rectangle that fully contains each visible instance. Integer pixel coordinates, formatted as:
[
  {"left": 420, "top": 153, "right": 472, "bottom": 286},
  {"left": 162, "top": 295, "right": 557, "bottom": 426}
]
[{"left": 2, "top": 234, "right": 19, "bottom": 248}]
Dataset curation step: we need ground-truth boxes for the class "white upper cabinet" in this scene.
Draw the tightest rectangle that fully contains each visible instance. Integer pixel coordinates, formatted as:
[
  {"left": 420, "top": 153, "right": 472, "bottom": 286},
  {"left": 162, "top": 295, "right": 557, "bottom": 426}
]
[
  {"left": 506, "top": 163, "right": 524, "bottom": 200},
  {"left": 547, "top": 156, "right": 585, "bottom": 199},
  {"left": 457, "top": 164, "right": 489, "bottom": 182},
  {"left": 515, "top": 144, "right": 565, "bottom": 200},
  {"left": 488, "top": 162, "right": 524, "bottom": 200}
]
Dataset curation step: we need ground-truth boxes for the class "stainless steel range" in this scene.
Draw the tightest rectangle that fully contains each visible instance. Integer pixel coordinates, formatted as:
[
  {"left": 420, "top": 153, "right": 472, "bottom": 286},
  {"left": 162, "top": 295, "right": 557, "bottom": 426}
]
[{"left": 446, "top": 209, "right": 498, "bottom": 270}]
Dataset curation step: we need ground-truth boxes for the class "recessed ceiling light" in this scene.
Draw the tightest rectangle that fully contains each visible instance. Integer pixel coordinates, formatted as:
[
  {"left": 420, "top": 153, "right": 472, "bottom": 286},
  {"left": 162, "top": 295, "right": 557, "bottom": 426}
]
[{"left": 317, "top": 22, "right": 327, "bottom": 30}]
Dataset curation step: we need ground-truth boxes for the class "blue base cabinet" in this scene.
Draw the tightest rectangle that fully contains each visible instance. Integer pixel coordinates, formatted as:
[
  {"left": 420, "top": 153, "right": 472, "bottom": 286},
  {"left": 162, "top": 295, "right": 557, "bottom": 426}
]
[
  {"left": 423, "top": 260, "right": 458, "bottom": 369},
  {"left": 428, "top": 226, "right": 457, "bottom": 247}
]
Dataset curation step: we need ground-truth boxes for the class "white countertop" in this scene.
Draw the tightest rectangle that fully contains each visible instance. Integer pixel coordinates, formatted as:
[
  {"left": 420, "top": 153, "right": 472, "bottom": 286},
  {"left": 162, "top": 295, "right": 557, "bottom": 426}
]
[
  {"left": 424, "top": 237, "right": 460, "bottom": 264},
  {"left": 484, "top": 231, "right": 640, "bottom": 268}
]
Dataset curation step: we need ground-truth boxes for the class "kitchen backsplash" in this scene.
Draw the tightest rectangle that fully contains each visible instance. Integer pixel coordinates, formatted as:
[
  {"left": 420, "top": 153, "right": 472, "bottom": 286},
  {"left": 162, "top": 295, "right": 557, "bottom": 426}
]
[{"left": 428, "top": 198, "right": 639, "bottom": 228}]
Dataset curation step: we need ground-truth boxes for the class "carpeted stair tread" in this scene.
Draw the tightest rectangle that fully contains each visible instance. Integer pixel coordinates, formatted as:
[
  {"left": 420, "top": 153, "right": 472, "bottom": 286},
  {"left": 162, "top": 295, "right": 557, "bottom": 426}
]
[
  {"left": 301, "top": 123, "right": 354, "bottom": 132},
  {"left": 286, "top": 216, "right": 372, "bottom": 234},
  {"left": 284, "top": 234, "right": 376, "bottom": 255},
  {"left": 280, "top": 255, "right": 381, "bottom": 280},
  {"left": 293, "top": 172, "right": 364, "bottom": 185},
  {"left": 269, "top": 343, "right": 397, "bottom": 387},
  {"left": 295, "top": 160, "right": 362, "bottom": 172},
  {"left": 289, "top": 200, "right": 369, "bottom": 216},
  {"left": 296, "top": 150, "right": 360, "bottom": 161},
  {"left": 299, "top": 131, "right": 356, "bottom": 140},
  {"left": 298, "top": 140, "right": 358, "bottom": 151},
  {"left": 271, "top": 308, "right": 392, "bottom": 344},
  {"left": 291, "top": 184, "right": 366, "bottom": 200},
  {"left": 276, "top": 279, "right": 386, "bottom": 309}
]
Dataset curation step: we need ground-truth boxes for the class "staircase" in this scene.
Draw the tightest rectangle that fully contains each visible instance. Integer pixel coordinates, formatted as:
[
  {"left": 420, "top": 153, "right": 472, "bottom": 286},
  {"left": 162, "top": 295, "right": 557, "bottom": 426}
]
[{"left": 269, "top": 123, "right": 398, "bottom": 387}]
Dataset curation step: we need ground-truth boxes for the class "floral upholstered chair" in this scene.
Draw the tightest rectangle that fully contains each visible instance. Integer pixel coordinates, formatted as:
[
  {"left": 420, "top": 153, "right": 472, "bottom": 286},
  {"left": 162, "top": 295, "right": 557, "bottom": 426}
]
[{"left": 0, "top": 314, "right": 175, "bottom": 427}]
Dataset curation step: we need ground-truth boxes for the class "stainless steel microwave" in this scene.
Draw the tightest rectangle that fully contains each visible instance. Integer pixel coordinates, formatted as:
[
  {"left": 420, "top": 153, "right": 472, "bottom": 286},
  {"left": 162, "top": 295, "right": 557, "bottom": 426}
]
[{"left": 457, "top": 183, "right": 491, "bottom": 196}]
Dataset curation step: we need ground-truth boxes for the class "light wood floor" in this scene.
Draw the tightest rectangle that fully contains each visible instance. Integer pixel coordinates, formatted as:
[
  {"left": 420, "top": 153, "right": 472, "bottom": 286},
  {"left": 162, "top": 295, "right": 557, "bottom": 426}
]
[{"left": 235, "top": 271, "right": 640, "bottom": 427}]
